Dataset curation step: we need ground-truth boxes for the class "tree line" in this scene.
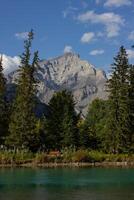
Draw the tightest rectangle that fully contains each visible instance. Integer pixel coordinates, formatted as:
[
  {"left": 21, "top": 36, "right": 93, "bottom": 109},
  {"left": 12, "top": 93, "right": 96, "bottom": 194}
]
[{"left": 0, "top": 31, "right": 133, "bottom": 153}]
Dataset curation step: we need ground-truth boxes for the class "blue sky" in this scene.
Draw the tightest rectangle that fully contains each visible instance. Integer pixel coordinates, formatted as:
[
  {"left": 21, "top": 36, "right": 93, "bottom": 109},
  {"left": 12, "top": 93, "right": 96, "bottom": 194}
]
[{"left": 0, "top": 0, "right": 134, "bottom": 73}]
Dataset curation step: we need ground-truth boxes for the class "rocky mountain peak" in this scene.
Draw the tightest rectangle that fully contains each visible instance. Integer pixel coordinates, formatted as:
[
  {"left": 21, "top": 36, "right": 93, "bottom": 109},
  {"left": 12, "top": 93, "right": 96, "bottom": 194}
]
[{"left": 8, "top": 53, "right": 108, "bottom": 116}]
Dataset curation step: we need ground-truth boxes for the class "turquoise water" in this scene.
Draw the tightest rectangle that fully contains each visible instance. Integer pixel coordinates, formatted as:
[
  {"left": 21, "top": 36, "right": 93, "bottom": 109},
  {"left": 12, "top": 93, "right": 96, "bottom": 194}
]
[{"left": 0, "top": 168, "right": 134, "bottom": 200}]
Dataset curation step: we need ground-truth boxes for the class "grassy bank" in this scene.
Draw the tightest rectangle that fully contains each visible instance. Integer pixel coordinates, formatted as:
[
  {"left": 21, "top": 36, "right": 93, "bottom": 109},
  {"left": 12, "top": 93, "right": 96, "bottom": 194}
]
[{"left": 0, "top": 149, "right": 134, "bottom": 167}]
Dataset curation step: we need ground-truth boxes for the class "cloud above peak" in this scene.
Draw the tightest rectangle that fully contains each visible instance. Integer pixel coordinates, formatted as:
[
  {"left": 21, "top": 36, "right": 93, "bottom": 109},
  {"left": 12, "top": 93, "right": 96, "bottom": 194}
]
[
  {"left": 64, "top": 45, "right": 73, "bottom": 53},
  {"left": 104, "top": 0, "right": 132, "bottom": 7},
  {"left": 77, "top": 10, "right": 124, "bottom": 38},
  {"left": 0, "top": 54, "right": 20, "bottom": 74}
]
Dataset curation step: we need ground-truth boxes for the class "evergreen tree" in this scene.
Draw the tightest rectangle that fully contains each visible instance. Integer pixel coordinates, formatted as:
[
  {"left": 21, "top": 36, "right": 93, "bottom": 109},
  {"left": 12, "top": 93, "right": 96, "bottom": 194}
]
[
  {"left": 61, "top": 92, "right": 79, "bottom": 147},
  {"left": 7, "top": 30, "right": 41, "bottom": 152},
  {"left": 45, "top": 90, "right": 79, "bottom": 150},
  {"left": 83, "top": 99, "right": 108, "bottom": 150},
  {"left": 107, "top": 46, "right": 130, "bottom": 153},
  {"left": 128, "top": 65, "right": 134, "bottom": 152},
  {"left": 77, "top": 119, "right": 90, "bottom": 148},
  {"left": 107, "top": 70, "right": 120, "bottom": 153},
  {"left": 0, "top": 56, "right": 7, "bottom": 144}
]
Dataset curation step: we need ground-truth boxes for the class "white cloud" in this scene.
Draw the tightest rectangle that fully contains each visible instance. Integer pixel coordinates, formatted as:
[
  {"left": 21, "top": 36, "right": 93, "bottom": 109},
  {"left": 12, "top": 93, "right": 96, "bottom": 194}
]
[
  {"left": 77, "top": 10, "right": 124, "bottom": 38},
  {"left": 77, "top": 11, "right": 123, "bottom": 24},
  {"left": 90, "top": 49, "right": 104, "bottom": 55},
  {"left": 128, "top": 31, "right": 134, "bottom": 41},
  {"left": 106, "top": 23, "right": 120, "bottom": 37},
  {"left": 15, "top": 32, "right": 29, "bottom": 40},
  {"left": 62, "top": 6, "right": 78, "bottom": 18},
  {"left": 126, "top": 49, "right": 134, "bottom": 59},
  {"left": 104, "top": 0, "right": 132, "bottom": 7},
  {"left": 81, "top": 32, "right": 95, "bottom": 43},
  {"left": 0, "top": 54, "right": 20, "bottom": 74},
  {"left": 64, "top": 45, "right": 73, "bottom": 53}
]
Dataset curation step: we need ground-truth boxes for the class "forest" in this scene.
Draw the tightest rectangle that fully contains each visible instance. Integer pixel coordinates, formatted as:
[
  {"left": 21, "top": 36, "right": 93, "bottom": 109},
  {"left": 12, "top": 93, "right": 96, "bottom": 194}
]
[{"left": 0, "top": 31, "right": 133, "bottom": 164}]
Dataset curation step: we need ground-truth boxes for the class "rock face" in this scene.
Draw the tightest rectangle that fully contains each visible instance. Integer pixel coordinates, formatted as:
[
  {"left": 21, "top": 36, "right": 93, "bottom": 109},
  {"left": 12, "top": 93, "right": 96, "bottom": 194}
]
[{"left": 8, "top": 53, "right": 108, "bottom": 116}]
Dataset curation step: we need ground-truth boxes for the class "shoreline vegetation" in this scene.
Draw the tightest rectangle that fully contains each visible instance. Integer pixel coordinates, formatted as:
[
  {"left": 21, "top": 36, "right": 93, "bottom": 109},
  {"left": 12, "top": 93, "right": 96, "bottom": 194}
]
[
  {"left": 0, "top": 31, "right": 134, "bottom": 165},
  {"left": 0, "top": 150, "right": 134, "bottom": 168}
]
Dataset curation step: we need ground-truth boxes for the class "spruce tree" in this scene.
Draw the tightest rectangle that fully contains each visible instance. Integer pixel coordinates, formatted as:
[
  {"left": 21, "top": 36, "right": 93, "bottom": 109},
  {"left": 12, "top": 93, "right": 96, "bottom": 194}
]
[
  {"left": 83, "top": 99, "right": 108, "bottom": 150},
  {"left": 107, "top": 46, "right": 130, "bottom": 153},
  {"left": 61, "top": 91, "right": 79, "bottom": 147},
  {"left": 107, "top": 70, "right": 120, "bottom": 153},
  {"left": 0, "top": 56, "right": 7, "bottom": 145},
  {"left": 7, "top": 30, "right": 40, "bottom": 152},
  {"left": 45, "top": 90, "right": 79, "bottom": 150},
  {"left": 128, "top": 65, "right": 134, "bottom": 152}
]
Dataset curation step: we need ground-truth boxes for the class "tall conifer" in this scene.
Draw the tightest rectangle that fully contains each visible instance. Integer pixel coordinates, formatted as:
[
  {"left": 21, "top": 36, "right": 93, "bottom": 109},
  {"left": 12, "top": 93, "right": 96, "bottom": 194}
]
[
  {"left": 45, "top": 90, "right": 79, "bottom": 150},
  {"left": 7, "top": 31, "right": 40, "bottom": 151},
  {"left": 128, "top": 65, "right": 134, "bottom": 152},
  {"left": 107, "top": 46, "right": 130, "bottom": 153},
  {"left": 0, "top": 56, "right": 7, "bottom": 144}
]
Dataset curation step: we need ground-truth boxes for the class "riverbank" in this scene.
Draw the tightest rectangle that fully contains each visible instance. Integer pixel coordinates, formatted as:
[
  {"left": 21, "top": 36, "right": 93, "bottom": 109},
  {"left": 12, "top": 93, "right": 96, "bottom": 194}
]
[
  {"left": 0, "top": 149, "right": 134, "bottom": 168},
  {"left": 1, "top": 161, "right": 134, "bottom": 168}
]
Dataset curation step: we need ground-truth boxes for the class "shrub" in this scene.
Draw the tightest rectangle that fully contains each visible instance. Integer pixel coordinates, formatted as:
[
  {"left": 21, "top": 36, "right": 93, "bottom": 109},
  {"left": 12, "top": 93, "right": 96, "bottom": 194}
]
[
  {"left": 61, "top": 146, "right": 76, "bottom": 163},
  {"left": 35, "top": 152, "right": 48, "bottom": 163},
  {"left": 88, "top": 151, "right": 106, "bottom": 162},
  {"left": 72, "top": 149, "right": 89, "bottom": 162}
]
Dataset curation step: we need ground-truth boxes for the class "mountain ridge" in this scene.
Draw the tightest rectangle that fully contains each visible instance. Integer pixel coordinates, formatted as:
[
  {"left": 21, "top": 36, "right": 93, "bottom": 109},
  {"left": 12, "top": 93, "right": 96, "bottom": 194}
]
[{"left": 8, "top": 52, "right": 108, "bottom": 116}]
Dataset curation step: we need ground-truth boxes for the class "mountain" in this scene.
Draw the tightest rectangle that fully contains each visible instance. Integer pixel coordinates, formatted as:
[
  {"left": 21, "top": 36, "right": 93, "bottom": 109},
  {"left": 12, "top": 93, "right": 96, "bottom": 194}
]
[{"left": 8, "top": 52, "right": 108, "bottom": 116}]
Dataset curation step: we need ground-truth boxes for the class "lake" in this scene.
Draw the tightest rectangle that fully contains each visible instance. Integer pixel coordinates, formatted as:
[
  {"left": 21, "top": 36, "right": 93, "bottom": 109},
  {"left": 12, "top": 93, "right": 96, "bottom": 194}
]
[{"left": 0, "top": 168, "right": 133, "bottom": 200}]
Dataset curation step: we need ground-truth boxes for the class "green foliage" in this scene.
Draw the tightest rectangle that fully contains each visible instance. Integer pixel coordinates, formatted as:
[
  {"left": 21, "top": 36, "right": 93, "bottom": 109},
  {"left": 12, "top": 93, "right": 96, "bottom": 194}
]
[
  {"left": 0, "top": 56, "right": 8, "bottom": 144},
  {"left": 61, "top": 146, "right": 76, "bottom": 162},
  {"left": 72, "top": 149, "right": 90, "bottom": 162},
  {"left": 77, "top": 119, "right": 90, "bottom": 148},
  {"left": 79, "top": 99, "right": 109, "bottom": 150},
  {"left": 0, "top": 149, "right": 33, "bottom": 165},
  {"left": 34, "top": 152, "right": 48, "bottom": 164},
  {"left": 0, "top": 149, "right": 133, "bottom": 165},
  {"left": 78, "top": 46, "right": 134, "bottom": 154},
  {"left": 45, "top": 90, "right": 79, "bottom": 150},
  {"left": 128, "top": 65, "right": 134, "bottom": 152},
  {"left": 0, "top": 36, "right": 133, "bottom": 157},
  {"left": 61, "top": 148, "right": 106, "bottom": 163},
  {"left": 107, "top": 46, "right": 132, "bottom": 153},
  {"left": 7, "top": 30, "right": 41, "bottom": 152}
]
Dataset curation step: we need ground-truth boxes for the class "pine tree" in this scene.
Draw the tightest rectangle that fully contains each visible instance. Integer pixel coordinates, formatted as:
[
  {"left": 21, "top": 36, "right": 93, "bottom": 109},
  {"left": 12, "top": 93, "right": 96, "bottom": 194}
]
[
  {"left": 0, "top": 56, "right": 7, "bottom": 144},
  {"left": 61, "top": 91, "right": 79, "bottom": 147},
  {"left": 107, "top": 70, "right": 120, "bottom": 153},
  {"left": 7, "top": 30, "right": 41, "bottom": 152},
  {"left": 128, "top": 65, "right": 134, "bottom": 152},
  {"left": 83, "top": 99, "right": 108, "bottom": 150},
  {"left": 45, "top": 90, "right": 79, "bottom": 150},
  {"left": 107, "top": 46, "right": 130, "bottom": 153}
]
